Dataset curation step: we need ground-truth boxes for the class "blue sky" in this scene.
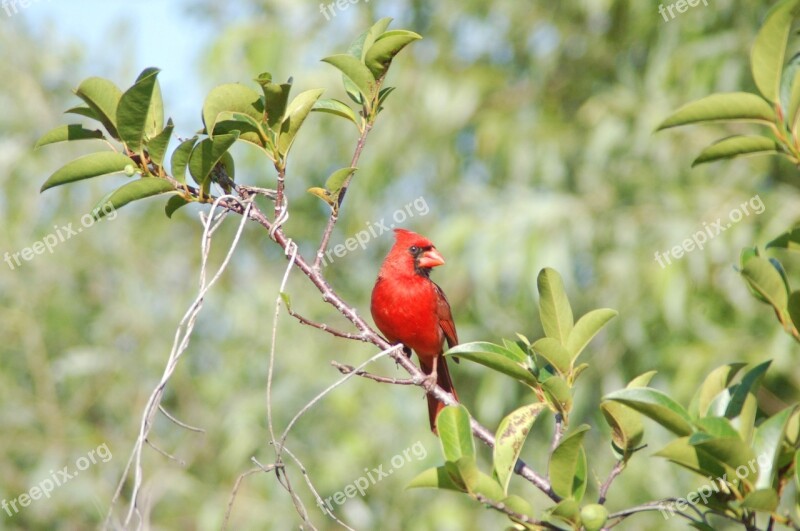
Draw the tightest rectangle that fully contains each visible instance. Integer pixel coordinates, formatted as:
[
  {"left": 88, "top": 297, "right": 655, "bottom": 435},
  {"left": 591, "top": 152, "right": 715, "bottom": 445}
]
[{"left": 22, "top": 0, "right": 212, "bottom": 127}]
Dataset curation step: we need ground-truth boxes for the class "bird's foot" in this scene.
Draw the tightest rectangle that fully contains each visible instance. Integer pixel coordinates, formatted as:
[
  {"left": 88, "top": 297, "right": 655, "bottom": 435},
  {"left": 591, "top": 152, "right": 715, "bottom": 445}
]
[{"left": 422, "top": 372, "right": 438, "bottom": 393}]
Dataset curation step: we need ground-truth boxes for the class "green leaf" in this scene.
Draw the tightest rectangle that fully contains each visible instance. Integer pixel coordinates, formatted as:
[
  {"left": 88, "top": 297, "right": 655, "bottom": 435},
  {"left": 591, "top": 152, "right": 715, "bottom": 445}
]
[
  {"left": 548, "top": 499, "right": 580, "bottom": 526},
  {"left": 322, "top": 54, "right": 376, "bottom": 104},
  {"left": 364, "top": 30, "right": 422, "bottom": 79},
  {"left": 753, "top": 406, "right": 797, "bottom": 489},
  {"left": 117, "top": 67, "right": 162, "bottom": 153},
  {"left": 789, "top": 291, "right": 800, "bottom": 333},
  {"left": 541, "top": 375, "right": 572, "bottom": 415},
  {"left": 549, "top": 425, "right": 590, "bottom": 499},
  {"left": 254, "top": 73, "right": 292, "bottom": 130},
  {"left": 171, "top": 136, "right": 197, "bottom": 185},
  {"left": 406, "top": 466, "right": 465, "bottom": 492},
  {"left": 164, "top": 194, "right": 190, "bottom": 218},
  {"left": 92, "top": 178, "right": 175, "bottom": 219},
  {"left": 325, "top": 167, "right": 357, "bottom": 195},
  {"left": 751, "top": 0, "right": 800, "bottom": 103},
  {"left": 531, "top": 338, "right": 571, "bottom": 374},
  {"left": 657, "top": 92, "right": 776, "bottom": 130},
  {"left": 537, "top": 268, "right": 573, "bottom": 344},
  {"left": 312, "top": 98, "right": 360, "bottom": 129},
  {"left": 695, "top": 417, "right": 740, "bottom": 439},
  {"left": 278, "top": 88, "right": 325, "bottom": 156},
  {"left": 74, "top": 76, "right": 123, "bottom": 139},
  {"left": 601, "top": 370, "right": 656, "bottom": 457},
  {"left": 377, "top": 86, "right": 396, "bottom": 110},
  {"left": 725, "top": 361, "right": 771, "bottom": 419},
  {"left": 655, "top": 437, "right": 730, "bottom": 480},
  {"left": 604, "top": 388, "right": 693, "bottom": 436},
  {"left": 202, "top": 83, "right": 264, "bottom": 139},
  {"left": 146, "top": 118, "right": 174, "bottom": 167},
  {"left": 188, "top": 132, "right": 240, "bottom": 186},
  {"left": 692, "top": 135, "right": 781, "bottom": 167},
  {"left": 564, "top": 308, "right": 617, "bottom": 361},
  {"left": 40, "top": 152, "right": 136, "bottom": 192},
  {"left": 307, "top": 187, "right": 335, "bottom": 207},
  {"left": 689, "top": 363, "right": 747, "bottom": 418},
  {"left": 783, "top": 52, "right": 800, "bottom": 128},
  {"left": 350, "top": 17, "right": 393, "bottom": 61},
  {"left": 493, "top": 403, "right": 545, "bottom": 494},
  {"left": 689, "top": 436, "right": 757, "bottom": 481},
  {"left": 213, "top": 111, "right": 270, "bottom": 148},
  {"left": 741, "top": 256, "right": 789, "bottom": 312},
  {"left": 64, "top": 105, "right": 100, "bottom": 121},
  {"left": 741, "top": 489, "right": 780, "bottom": 512},
  {"left": 458, "top": 461, "right": 505, "bottom": 501},
  {"left": 767, "top": 226, "right": 800, "bottom": 251},
  {"left": 446, "top": 342, "right": 538, "bottom": 388},
  {"left": 437, "top": 405, "right": 475, "bottom": 463},
  {"left": 35, "top": 124, "right": 105, "bottom": 148}
]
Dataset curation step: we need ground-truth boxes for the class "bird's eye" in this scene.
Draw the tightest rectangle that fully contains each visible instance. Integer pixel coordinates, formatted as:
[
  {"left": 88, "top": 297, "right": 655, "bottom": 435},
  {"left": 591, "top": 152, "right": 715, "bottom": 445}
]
[{"left": 409, "top": 245, "right": 419, "bottom": 254}]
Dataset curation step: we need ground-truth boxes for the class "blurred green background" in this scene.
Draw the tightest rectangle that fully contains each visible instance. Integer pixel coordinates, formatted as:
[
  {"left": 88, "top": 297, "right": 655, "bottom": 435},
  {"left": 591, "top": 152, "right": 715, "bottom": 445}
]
[{"left": 2, "top": 0, "right": 800, "bottom": 529}]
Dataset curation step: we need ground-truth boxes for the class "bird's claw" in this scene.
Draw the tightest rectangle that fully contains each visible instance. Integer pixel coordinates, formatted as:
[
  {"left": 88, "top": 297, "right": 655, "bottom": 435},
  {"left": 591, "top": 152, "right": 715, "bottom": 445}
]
[{"left": 422, "top": 372, "right": 438, "bottom": 393}]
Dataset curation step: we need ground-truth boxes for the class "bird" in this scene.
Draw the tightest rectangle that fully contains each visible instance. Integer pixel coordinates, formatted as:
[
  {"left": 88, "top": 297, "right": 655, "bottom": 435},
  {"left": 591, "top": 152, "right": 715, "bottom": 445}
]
[{"left": 370, "top": 228, "right": 459, "bottom": 433}]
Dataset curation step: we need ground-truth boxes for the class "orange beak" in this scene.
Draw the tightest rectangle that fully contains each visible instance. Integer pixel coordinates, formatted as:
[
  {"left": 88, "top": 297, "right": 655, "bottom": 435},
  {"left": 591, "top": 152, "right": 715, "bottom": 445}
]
[{"left": 418, "top": 248, "right": 445, "bottom": 268}]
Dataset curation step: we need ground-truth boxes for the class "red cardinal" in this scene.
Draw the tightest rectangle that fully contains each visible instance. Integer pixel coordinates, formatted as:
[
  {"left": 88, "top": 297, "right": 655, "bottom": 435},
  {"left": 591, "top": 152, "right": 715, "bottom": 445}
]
[{"left": 371, "top": 228, "right": 459, "bottom": 433}]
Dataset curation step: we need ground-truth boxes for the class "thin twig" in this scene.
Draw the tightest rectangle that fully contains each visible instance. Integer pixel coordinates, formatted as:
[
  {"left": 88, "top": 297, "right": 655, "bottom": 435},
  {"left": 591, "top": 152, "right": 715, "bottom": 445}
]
[
  {"left": 474, "top": 493, "right": 559, "bottom": 529},
  {"left": 331, "top": 361, "right": 418, "bottom": 385},
  {"left": 158, "top": 405, "right": 206, "bottom": 433},
  {"left": 222, "top": 467, "right": 263, "bottom": 531},
  {"left": 598, "top": 459, "right": 625, "bottom": 505},
  {"left": 287, "top": 308, "right": 368, "bottom": 341}
]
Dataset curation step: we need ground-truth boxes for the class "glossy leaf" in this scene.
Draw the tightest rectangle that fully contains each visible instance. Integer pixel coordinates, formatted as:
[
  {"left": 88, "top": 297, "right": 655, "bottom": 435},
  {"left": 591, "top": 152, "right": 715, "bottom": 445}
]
[
  {"left": 751, "top": 0, "right": 800, "bottom": 103},
  {"left": 537, "top": 268, "right": 573, "bottom": 344},
  {"left": 752, "top": 406, "right": 797, "bottom": 489},
  {"left": 655, "top": 437, "right": 729, "bottom": 480},
  {"left": 445, "top": 342, "right": 537, "bottom": 387},
  {"left": 437, "top": 405, "right": 475, "bottom": 463},
  {"left": 307, "top": 187, "right": 335, "bottom": 207},
  {"left": 564, "top": 308, "right": 617, "bottom": 361},
  {"left": 601, "top": 371, "right": 654, "bottom": 456},
  {"left": 766, "top": 226, "right": 800, "bottom": 251},
  {"left": 741, "top": 256, "right": 789, "bottom": 312},
  {"left": 548, "top": 499, "right": 580, "bottom": 526},
  {"left": 458, "top": 460, "right": 505, "bottom": 501},
  {"left": 493, "top": 403, "right": 545, "bottom": 494},
  {"left": 656, "top": 92, "right": 776, "bottom": 129},
  {"left": 212, "top": 111, "right": 269, "bottom": 148},
  {"left": 165, "top": 194, "right": 190, "bottom": 219},
  {"left": 146, "top": 118, "right": 174, "bottom": 167},
  {"left": 689, "top": 363, "right": 746, "bottom": 418},
  {"left": 312, "top": 98, "right": 360, "bottom": 129},
  {"left": 604, "top": 387, "right": 693, "bottom": 436},
  {"left": 689, "top": 436, "right": 757, "bottom": 480},
  {"left": 202, "top": 83, "right": 264, "bottom": 139},
  {"left": 741, "top": 489, "right": 779, "bottom": 512},
  {"left": 783, "top": 52, "right": 800, "bottom": 128},
  {"left": 350, "top": 17, "right": 393, "bottom": 61},
  {"left": 171, "top": 136, "right": 198, "bottom": 185},
  {"left": 254, "top": 73, "right": 292, "bottom": 130},
  {"left": 35, "top": 124, "right": 105, "bottom": 148},
  {"left": 117, "top": 67, "right": 162, "bottom": 153},
  {"left": 406, "top": 466, "right": 465, "bottom": 492},
  {"left": 188, "top": 132, "right": 239, "bottom": 186},
  {"left": 541, "top": 375, "right": 572, "bottom": 414},
  {"left": 40, "top": 152, "right": 136, "bottom": 192},
  {"left": 322, "top": 54, "right": 376, "bottom": 104},
  {"left": 325, "top": 167, "right": 357, "bottom": 195},
  {"left": 549, "top": 425, "right": 590, "bottom": 499},
  {"left": 278, "top": 88, "right": 325, "bottom": 156},
  {"left": 692, "top": 135, "right": 780, "bottom": 167},
  {"left": 695, "top": 417, "right": 740, "bottom": 439},
  {"left": 364, "top": 30, "right": 422, "bottom": 79},
  {"left": 92, "top": 178, "right": 175, "bottom": 220},
  {"left": 65, "top": 105, "right": 100, "bottom": 121},
  {"left": 74, "top": 76, "right": 123, "bottom": 139},
  {"left": 531, "top": 337, "right": 571, "bottom": 374}
]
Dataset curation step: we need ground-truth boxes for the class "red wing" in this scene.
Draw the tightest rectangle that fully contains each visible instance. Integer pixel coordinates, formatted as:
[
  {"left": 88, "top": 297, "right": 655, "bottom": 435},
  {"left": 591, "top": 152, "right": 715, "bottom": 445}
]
[{"left": 433, "top": 282, "right": 458, "bottom": 349}]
